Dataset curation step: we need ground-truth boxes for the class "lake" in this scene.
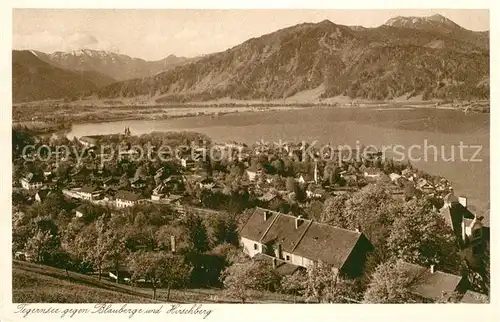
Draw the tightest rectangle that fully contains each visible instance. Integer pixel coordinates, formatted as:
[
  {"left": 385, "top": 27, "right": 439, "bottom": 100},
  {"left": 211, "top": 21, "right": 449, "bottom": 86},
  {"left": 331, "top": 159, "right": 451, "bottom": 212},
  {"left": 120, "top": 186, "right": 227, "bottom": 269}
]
[{"left": 68, "top": 107, "right": 490, "bottom": 222}]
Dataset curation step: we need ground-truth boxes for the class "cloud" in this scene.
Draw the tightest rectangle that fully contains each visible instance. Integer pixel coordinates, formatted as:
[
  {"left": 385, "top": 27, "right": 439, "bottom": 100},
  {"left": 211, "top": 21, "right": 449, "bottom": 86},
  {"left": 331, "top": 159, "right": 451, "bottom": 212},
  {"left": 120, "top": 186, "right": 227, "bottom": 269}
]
[{"left": 13, "top": 31, "right": 116, "bottom": 53}]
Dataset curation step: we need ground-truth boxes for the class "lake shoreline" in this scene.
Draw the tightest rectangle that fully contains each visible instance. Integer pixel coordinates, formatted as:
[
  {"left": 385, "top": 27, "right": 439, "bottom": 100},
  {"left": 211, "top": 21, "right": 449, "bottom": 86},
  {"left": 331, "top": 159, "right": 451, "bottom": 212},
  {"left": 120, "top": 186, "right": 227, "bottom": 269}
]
[{"left": 13, "top": 101, "right": 488, "bottom": 133}]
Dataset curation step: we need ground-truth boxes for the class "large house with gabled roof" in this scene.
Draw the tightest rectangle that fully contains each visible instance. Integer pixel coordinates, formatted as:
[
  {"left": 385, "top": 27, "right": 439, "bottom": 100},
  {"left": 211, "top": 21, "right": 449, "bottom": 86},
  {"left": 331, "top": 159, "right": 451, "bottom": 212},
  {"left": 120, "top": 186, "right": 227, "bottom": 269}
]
[
  {"left": 239, "top": 207, "right": 374, "bottom": 277},
  {"left": 115, "top": 190, "right": 146, "bottom": 208}
]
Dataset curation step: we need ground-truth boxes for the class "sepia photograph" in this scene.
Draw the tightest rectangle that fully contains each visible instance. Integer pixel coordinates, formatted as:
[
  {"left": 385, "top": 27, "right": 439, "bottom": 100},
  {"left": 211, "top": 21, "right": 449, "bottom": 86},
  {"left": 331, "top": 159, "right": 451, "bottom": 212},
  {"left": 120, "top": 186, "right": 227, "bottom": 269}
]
[{"left": 10, "top": 7, "right": 490, "bottom": 306}]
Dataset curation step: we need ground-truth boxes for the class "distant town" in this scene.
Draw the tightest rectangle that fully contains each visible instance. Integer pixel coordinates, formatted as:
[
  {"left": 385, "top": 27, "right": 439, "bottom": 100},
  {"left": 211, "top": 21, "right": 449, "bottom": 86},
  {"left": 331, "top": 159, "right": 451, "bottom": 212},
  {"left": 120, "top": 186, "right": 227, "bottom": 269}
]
[{"left": 12, "top": 126, "right": 490, "bottom": 303}]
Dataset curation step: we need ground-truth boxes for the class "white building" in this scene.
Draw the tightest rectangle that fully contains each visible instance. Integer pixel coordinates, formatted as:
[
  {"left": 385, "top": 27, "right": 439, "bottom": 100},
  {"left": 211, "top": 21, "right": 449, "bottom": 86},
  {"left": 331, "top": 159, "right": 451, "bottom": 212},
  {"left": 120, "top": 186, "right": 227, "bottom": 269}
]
[
  {"left": 115, "top": 190, "right": 146, "bottom": 208},
  {"left": 20, "top": 173, "right": 43, "bottom": 190}
]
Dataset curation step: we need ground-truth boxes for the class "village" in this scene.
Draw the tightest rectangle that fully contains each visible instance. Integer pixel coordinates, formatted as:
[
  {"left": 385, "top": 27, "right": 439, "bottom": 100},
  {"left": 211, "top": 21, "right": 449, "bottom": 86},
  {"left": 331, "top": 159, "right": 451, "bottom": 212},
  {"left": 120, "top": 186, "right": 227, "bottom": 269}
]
[{"left": 12, "top": 126, "right": 490, "bottom": 303}]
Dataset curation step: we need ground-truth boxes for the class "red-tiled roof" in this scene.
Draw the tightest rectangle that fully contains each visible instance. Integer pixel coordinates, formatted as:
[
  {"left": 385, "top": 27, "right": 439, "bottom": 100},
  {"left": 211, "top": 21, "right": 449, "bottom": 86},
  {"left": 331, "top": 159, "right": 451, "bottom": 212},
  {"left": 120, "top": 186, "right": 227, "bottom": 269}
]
[
  {"left": 115, "top": 190, "right": 142, "bottom": 202},
  {"left": 460, "top": 290, "right": 489, "bottom": 303},
  {"left": 400, "top": 262, "right": 464, "bottom": 301},
  {"left": 239, "top": 207, "right": 278, "bottom": 241},
  {"left": 241, "top": 207, "right": 368, "bottom": 269},
  {"left": 80, "top": 185, "right": 104, "bottom": 193},
  {"left": 253, "top": 253, "right": 301, "bottom": 276},
  {"left": 292, "top": 222, "right": 362, "bottom": 269},
  {"left": 261, "top": 213, "right": 311, "bottom": 253}
]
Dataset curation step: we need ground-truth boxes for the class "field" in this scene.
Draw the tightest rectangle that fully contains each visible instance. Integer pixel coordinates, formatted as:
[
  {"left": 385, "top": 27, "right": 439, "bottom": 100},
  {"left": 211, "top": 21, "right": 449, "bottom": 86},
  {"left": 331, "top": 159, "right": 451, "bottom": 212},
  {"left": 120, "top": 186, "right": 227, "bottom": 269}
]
[
  {"left": 12, "top": 260, "right": 301, "bottom": 303},
  {"left": 12, "top": 260, "right": 160, "bottom": 303}
]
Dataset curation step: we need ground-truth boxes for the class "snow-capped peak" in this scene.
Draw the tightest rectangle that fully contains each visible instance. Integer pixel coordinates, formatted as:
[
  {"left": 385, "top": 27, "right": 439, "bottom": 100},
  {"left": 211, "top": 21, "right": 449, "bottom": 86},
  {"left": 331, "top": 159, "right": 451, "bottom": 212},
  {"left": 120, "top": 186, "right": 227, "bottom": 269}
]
[{"left": 384, "top": 14, "right": 460, "bottom": 29}]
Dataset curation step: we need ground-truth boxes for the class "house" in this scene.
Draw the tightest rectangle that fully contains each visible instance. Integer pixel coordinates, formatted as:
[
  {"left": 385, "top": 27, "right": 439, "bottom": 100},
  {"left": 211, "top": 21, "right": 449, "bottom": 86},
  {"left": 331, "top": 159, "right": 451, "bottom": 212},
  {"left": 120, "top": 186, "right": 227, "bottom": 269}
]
[
  {"left": 239, "top": 207, "right": 373, "bottom": 277},
  {"left": 151, "top": 182, "right": 166, "bottom": 200},
  {"left": 119, "top": 149, "right": 140, "bottom": 160},
  {"left": 253, "top": 253, "right": 302, "bottom": 276},
  {"left": 416, "top": 178, "right": 434, "bottom": 192},
  {"left": 75, "top": 205, "right": 86, "bottom": 218},
  {"left": 79, "top": 185, "right": 104, "bottom": 201},
  {"left": 103, "top": 177, "right": 120, "bottom": 188},
  {"left": 108, "top": 269, "right": 132, "bottom": 283},
  {"left": 78, "top": 136, "right": 98, "bottom": 147},
  {"left": 130, "top": 177, "right": 147, "bottom": 189},
  {"left": 165, "top": 194, "right": 183, "bottom": 205},
  {"left": 20, "top": 173, "right": 43, "bottom": 190},
  {"left": 43, "top": 167, "right": 54, "bottom": 180},
  {"left": 71, "top": 166, "right": 92, "bottom": 184},
  {"left": 460, "top": 290, "right": 489, "bottom": 303},
  {"left": 440, "top": 191, "right": 487, "bottom": 250},
  {"left": 35, "top": 189, "right": 51, "bottom": 202},
  {"left": 180, "top": 156, "right": 196, "bottom": 169},
  {"left": 258, "top": 191, "right": 278, "bottom": 204},
  {"left": 398, "top": 261, "right": 467, "bottom": 303},
  {"left": 389, "top": 173, "right": 407, "bottom": 186},
  {"left": 115, "top": 190, "right": 146, "bottom": 208},
  {"left": 306, "top": 185, "right": 326, "bottom": 199},
  {"left": 246, "top": 169, "right": 257, "bottom": 182},
  {"left": 389, "top": 173, "right": 401, "bottom": 182},
  {"left": 198, "top": 177, "right": 216, "bottom": 190},
  {"left": 340, "top": 172, "right": 358, "bottom": 185}
]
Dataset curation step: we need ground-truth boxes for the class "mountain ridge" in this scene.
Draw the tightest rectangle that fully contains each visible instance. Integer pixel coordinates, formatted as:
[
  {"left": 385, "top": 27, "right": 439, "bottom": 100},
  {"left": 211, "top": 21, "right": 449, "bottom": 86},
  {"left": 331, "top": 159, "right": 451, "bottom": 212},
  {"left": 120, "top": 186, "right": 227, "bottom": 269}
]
[
  {"left": 13, "top": 14, "right": 490, "bottom": 103},
  {"left": 33, "top": 49, "right": 193, "bottom": 81},
  {"left": 95, "top": 14, "right": 489, "bottom": 102}
]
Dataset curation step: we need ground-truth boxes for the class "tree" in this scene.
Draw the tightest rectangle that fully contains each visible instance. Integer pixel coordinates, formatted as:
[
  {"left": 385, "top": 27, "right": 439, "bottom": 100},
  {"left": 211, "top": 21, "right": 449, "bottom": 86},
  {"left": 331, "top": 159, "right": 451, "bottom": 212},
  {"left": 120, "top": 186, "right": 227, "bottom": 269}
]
[
  {"left": 155, "top": 224, "right": 187, "bottom": 252},
  {"left": 221, "top": 258, "right": 280, "bottom": 303},
  {"left": 321, "top": 194, "right": 349, "bottom": 225},
  {"left": 342, "top": 184, "right": 400, "bottom": 246},
  {"left": 307, "top": 200, "right": 324, "bottom": 221},
  {"left": 51, "top": 249, "right": 74, "bottom": 277},
  {"left": 119, "top": 174, "right": 131, "bottom": 189},
  {"left": 293, "top": 184, "right": 307, "bottom": 203},
  {"left": 403, "top": 182, "right": 418, "bottom": 201},
  {"left": 302, "top": 261, "right": 360, "bottom": 303},
  {"left": 364, "top": 260, "right": 421, "bottom": 303},
  {"left": 280, "top": 270, "right": 307, "bottom": 302},
  {"left": 134, "top": 164, "right": 147, "bottom": 179},
  {"left": 103, "top": 231, "right": 128, "bottom": 283},
  {"left": 271, "top": 159, "right": 285, "bottom": 175},
  {"left": 387, "top": 198, "right": 461, "bottom": 271},
  {"left": 74, "top": 221, "right": 108, "bottom": 280},
  {"left": 285, "top": 176, "right": 296, "bottom": 192},
  {"left": 211, "top": 214, "right": 239, "bottom": 246},
  {"left": 129, "top": 252, "right": 191, "bottom": 300},
  {"left": 25, "top": 217, "right": 60, "bottom": 263}
]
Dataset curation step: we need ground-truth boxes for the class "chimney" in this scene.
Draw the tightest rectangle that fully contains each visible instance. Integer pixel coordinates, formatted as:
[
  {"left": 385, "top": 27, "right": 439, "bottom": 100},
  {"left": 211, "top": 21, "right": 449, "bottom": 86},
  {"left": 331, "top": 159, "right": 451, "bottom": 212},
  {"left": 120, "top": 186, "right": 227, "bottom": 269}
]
[
  {"left": 272, "top": 257, "right": 277, "bottom": 269},
  {"left": 170, "top": 235, "right": 176, "bottom": 253},
  {"left": 430, "top": 264, "right": 435, "bottom": 274},
  {"left": 295, "top": 216, "right": 303, "bottom": 229},
  {"left": 264, "top": 211, "right": 271, "bottom": 221}
]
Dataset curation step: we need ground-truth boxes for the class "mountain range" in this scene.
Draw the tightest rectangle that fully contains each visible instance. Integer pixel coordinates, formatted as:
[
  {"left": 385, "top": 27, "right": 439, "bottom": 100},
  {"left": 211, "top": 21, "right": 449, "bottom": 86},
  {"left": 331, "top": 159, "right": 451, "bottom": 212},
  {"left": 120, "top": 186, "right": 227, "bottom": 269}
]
[{"left": 13, "top": 14, "right": 489, "bottom": 103}]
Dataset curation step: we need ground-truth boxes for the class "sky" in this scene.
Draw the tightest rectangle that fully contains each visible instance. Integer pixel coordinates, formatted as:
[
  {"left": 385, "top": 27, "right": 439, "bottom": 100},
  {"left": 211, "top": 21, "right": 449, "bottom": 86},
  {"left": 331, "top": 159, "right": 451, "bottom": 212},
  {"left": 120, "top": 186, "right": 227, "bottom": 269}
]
[{"left": 13, "top": 9, "right": 489, "bottom": 61}]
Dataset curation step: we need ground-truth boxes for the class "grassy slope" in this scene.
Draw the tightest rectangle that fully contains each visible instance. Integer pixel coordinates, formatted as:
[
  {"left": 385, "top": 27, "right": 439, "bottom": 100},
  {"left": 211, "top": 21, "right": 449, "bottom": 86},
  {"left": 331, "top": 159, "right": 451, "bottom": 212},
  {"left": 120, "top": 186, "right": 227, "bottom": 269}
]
[
  {"left": 12, "top": 260, "right": 299, "bottom": 303},
  {"left": 12, "top": 260, "right": 159, "bottom": 303}
]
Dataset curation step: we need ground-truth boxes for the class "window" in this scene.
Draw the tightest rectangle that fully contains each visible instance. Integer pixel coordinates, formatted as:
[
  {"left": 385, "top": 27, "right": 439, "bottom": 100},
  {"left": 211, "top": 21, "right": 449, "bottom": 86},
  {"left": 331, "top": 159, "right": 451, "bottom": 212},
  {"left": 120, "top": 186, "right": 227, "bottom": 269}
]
[
  {"left": 253, "top": 243, "right": 258, "bottom": 250},
  {"left": 286, "top": 255, "right": 291, "bottom": 261}
]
